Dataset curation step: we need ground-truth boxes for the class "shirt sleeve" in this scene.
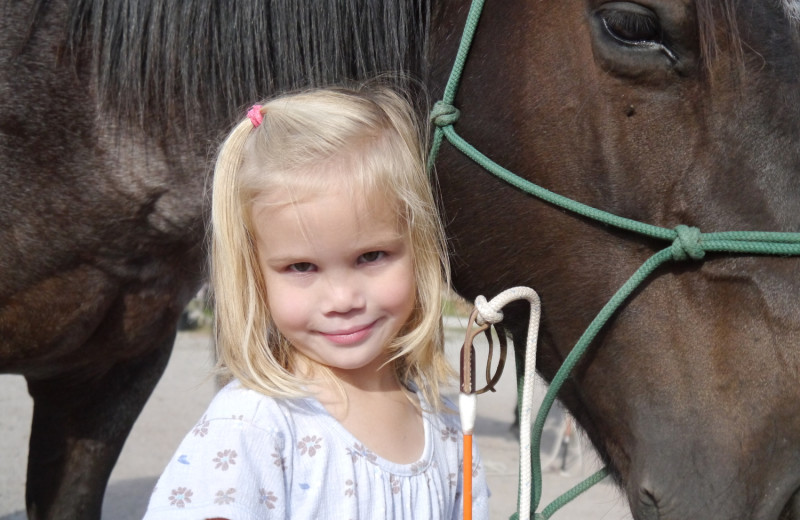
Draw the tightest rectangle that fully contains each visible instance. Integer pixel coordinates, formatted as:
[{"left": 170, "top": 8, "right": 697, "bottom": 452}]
[{"left": 143, "top": 413, "right": 291, "bottom": 520}]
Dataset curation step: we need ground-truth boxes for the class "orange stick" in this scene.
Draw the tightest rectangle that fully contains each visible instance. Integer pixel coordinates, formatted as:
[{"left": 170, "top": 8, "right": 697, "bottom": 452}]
[{"left": 464, "top": 433, "right": 473, "bottom": 520}]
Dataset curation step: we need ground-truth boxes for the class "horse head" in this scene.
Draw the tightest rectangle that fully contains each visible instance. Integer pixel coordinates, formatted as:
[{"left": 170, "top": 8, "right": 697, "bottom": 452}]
[{"left": 431, "top": 1, "right": 800, "bottom": 518}]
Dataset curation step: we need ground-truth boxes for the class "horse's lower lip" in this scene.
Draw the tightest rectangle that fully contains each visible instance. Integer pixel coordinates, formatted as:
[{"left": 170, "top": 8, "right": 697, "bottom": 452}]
[{"left": 320, "top": 323, "right": 375, "bottom": 345}]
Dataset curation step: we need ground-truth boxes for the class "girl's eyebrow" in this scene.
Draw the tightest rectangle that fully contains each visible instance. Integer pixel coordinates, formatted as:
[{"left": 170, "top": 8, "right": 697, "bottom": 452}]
[
  {"left": 357, "top": 228, "right": 406, "bottom": 243},
  {"left": 355, "top": 238, "right": 406, "bottom": 253},
  {"left": 263, "top": 254, "right": 307, "bottom": 266}
]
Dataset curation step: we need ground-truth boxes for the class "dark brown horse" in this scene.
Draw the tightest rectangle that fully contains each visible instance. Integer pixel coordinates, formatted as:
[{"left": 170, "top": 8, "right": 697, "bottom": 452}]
[
  {"left": 430, "top": 2, "right": 800, "bottom": 519},
  {"left": 2, "top": 2, "right": 426, "bottom": 518},
  {"left": 1, "top": 1, "right": 799, "bottom": 519}
]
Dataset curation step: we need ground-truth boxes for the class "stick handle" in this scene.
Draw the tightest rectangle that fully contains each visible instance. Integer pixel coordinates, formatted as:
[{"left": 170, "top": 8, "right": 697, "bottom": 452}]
[{"left": 464, "top": 433, "right": 473, "bottom": 520}]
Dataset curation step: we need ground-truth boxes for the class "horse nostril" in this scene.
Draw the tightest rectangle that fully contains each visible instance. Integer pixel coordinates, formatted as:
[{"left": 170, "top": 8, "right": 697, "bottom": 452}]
[
  {"left": 779, "top": 486, "right": 800, "bottom": 519},
  {"left": 635, "top": 487, "right": 661, "bottom": 520}
]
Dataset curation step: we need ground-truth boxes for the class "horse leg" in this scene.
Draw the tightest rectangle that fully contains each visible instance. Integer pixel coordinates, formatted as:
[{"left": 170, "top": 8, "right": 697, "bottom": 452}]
[{"left": 23, "top": 333, "right": 174, "bottom": 520}]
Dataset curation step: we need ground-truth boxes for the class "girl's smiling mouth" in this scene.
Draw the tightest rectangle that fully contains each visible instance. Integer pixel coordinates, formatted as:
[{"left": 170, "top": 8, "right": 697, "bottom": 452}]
[{"left": 319, "top": 322, "right": 377, "bottom": 345}]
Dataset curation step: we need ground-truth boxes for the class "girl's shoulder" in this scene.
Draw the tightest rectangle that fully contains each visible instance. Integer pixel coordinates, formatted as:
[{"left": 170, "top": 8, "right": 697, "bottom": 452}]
[
  {"left": 424, "top": 392, "right": 458, "bottom": 416},
  {"left": 201, "top": 379, "right": 304, "bottom": 434},
  {"left": 421, "top": 393, "right": 462, "bottom": 434}
]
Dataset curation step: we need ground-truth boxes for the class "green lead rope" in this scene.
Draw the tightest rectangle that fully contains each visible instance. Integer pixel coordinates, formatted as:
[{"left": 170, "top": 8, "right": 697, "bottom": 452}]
[{"left": 427, "top": 1, "right": 800, "bottom": 518}]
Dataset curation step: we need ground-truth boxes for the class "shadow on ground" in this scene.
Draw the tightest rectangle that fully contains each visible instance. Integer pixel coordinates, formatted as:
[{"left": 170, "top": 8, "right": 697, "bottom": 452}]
[{"left": 102, "top": 477, "right": 158, "bottom": 520}]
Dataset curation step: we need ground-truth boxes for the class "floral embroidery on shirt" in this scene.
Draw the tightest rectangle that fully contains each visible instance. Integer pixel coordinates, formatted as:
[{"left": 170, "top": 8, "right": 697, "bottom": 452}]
[
  {"left": 213, "top": 449, "right": 238, "bottom": 470},
  {"left": 410, "top": 460, "right": 428, "bottom": 475},
  {"left": 298, "top": 435, "right": 322, "bottom": 456},
  {"left": 259, "top": 489, "right": 278, "bottom": 509},
  {"left": 214, "top": 488, "right": 236, "bottom": 505},
  {"left": 150, "top": 392, "right": 487, "bottom": 517},
  {"left": 346, "top": 443, "right": 377, "bottom": 464},
  {"left": 441, "top": 426, "right": 459, "bottom": 442},
  {"left": 472, "top": 460, "right": 482, "bottom": 478},
  {"left": 192, "top": 416, "right": 209, "bottom": 437},
  {"left": 344, "top": 479, "right": 357, "bottom": 497},
  {"left": 272, "top": 450, "right": 286, "bottom": 470},
  {"left": 168, "top": 487, "right": 193, "bottom": 508}
]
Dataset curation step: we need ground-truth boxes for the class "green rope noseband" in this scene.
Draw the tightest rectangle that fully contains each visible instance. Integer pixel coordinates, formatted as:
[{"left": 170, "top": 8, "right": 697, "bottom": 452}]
[{"left": 428, "top": 1, "right": 800, "bottom": 518}]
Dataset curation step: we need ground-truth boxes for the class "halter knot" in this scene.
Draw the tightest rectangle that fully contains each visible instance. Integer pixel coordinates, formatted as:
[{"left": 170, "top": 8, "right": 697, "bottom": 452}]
[
  {"left": 671, "top": 225, "right": 705, "bottom": 261},
  {"left": 430, "top": 101, "right": 461, "bottom": 127},
  {"left": 474, "top": 294, "right": 504, "bottom": 325}
]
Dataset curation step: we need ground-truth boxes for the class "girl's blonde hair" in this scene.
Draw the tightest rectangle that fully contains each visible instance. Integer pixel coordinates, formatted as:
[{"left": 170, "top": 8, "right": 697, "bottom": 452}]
[{"left": 211, "top": 84, "right": 453, "bottom": 407}]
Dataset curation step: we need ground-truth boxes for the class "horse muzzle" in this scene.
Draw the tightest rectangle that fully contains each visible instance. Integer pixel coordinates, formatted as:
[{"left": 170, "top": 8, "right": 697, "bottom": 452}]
[{"left": 627, "top": 451, "right": 800, "bottom": 520}]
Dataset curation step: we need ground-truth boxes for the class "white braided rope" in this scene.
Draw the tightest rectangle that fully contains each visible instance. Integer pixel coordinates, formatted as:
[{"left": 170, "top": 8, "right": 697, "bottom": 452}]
[{"left": 474, "top": 287, "right": 541, "bottom": 520}]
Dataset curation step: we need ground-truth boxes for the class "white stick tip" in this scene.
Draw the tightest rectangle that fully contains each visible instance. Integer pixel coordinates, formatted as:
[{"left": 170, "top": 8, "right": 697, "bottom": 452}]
[{"left": 459, "top": 393, "right": 477, "bottom": 434}]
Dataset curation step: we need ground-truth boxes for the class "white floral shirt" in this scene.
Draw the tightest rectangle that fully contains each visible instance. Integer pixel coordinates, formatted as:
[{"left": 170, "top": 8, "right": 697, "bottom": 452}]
[{"left": 143, "top": 380, "right": 490, "bottom": 519}]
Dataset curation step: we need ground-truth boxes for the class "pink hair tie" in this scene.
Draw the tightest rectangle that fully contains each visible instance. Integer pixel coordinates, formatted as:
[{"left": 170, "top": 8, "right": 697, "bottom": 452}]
[{"left": 247, "top": 105, "right": 263, "bottom": 127}]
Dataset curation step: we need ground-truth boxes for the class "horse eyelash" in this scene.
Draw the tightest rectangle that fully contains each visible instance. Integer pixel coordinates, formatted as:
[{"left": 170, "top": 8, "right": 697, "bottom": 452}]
[
  {"left": 601, "top": 10, "right": 661, "bottom": 45},
  {"left": 600, "top": 11, "right": 678, "bottom": 63}
]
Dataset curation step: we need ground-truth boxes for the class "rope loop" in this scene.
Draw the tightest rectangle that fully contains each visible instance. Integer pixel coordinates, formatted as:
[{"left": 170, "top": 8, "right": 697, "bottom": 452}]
[
  {"left": 474, "top": 294, "right": 504, "bottom": 325},
  {"left": 430, "top": 101, "right": 461, "bottom": 127},
  {"left": 671, "top": 225, "right": 705, "bottom": 261}
]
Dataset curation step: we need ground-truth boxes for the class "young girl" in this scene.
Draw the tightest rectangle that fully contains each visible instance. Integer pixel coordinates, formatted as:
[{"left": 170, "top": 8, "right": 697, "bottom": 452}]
[{"left": 143, "top": 85, "right": 490, "bottom": 519}]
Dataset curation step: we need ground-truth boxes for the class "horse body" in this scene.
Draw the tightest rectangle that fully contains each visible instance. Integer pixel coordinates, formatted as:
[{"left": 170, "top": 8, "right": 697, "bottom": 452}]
[
  {"left": 1, "top": 1, "right": 207, "bottom": 517},
  {"left": 430, "top": 1, "right": 800, "bottom": 518},
  {"left": 2, "top": 0, "right": 800, "bottom": 518},
  {"left": 1, "top": 1, "right": 426, "bottom": 518}
]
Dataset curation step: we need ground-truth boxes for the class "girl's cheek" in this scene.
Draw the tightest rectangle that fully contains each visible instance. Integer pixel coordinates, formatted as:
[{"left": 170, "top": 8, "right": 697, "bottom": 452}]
[
  {"left": 266, "top": 282, "right": 310, "bottom": 327},
  {"left": 382, "top": 269, "right": 416, "bottom": 315}
]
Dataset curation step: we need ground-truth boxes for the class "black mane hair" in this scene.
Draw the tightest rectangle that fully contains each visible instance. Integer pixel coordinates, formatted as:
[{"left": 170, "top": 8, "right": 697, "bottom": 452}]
[{"left": 32, "top": 0, "right": 431, "bottom": 134}]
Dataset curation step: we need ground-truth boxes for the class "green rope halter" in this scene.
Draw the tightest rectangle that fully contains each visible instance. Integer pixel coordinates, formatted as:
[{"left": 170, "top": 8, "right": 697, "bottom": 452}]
[{"left": 428, "top": 0, "right": 800, "bottom": 518}]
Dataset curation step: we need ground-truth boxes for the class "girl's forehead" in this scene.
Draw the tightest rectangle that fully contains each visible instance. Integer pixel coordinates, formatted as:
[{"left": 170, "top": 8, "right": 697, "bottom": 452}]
[
  {"left": 250, "top": 184, "right": 409, "bottom": 251},
  {"left": 253, "top": 182, "right": 399, "bottom": 216}
]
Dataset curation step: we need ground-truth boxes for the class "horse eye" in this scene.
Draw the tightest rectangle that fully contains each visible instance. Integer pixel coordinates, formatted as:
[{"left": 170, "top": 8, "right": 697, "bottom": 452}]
[
  {"left": 598, "top": 4, "right": 662, "bottom": 45},
  {"left": 589, "top": 1, "right": 684, "bottom": 76}
]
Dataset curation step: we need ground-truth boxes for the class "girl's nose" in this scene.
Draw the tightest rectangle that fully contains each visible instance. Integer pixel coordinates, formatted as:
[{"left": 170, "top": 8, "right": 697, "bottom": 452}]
[{"left": 321, "top": 274, "right": 366, "bottom": 314}]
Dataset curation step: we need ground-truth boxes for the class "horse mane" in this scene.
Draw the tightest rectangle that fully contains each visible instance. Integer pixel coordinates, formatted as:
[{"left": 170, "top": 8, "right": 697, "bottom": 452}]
[
  {"left": 695, "top": 0, "right": 800, "bottom": 75},
  {"left": 31, "top": 0, "right": 431, "bottom": 135},
  {"left": 695, "top": 0, "right": 745, "bottom": 72},
  {"left": 30, "top": 0, "right": 789, "bottom": 133},
  {"left": 781, "top": 0, "right": 800, "bottom": 23}
]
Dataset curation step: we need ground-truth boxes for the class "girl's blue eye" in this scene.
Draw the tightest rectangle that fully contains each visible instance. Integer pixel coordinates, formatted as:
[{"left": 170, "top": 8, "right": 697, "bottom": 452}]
[
  {"left": 359, "top": 251, "right": 385, "bottom": 263},
  {"left": 288, "top": 262, "right": 315, "bottom": 273}
]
